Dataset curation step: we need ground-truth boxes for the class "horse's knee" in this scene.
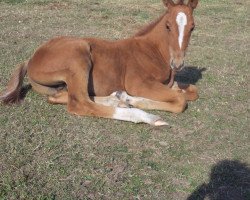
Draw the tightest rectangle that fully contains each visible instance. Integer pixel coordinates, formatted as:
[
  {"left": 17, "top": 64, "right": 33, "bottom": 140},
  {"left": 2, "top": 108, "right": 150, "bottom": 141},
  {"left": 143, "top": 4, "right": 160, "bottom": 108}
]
[
  {"left": 174, "top": 83, "right": 199, "bottom": 101},
  {"left": 173, "top": 95, "right": 187, "bottom": 113},
  {"left": 184, "top": 85, "right": 199, "bottom": 101}
]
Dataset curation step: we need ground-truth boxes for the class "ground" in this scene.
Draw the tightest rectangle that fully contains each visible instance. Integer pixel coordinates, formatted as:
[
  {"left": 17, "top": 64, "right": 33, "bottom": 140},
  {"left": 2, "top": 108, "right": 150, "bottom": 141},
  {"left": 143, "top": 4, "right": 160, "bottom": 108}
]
[{"left": 0, "top": 0, "right": 249, "bottom": 199}]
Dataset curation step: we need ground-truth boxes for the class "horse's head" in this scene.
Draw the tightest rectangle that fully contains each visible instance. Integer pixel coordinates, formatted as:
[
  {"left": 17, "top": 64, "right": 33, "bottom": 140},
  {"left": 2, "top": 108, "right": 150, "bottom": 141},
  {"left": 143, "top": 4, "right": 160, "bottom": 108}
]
[{"left": 162, "top": 0, "right": 198, "bottom": 71}]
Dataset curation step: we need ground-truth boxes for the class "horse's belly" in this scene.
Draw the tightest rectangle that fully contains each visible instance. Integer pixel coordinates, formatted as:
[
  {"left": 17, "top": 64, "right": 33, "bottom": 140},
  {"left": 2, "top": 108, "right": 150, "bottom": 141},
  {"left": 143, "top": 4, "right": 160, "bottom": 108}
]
[{"left": 88, "top": 66, "right": 124, "bottom": 96}]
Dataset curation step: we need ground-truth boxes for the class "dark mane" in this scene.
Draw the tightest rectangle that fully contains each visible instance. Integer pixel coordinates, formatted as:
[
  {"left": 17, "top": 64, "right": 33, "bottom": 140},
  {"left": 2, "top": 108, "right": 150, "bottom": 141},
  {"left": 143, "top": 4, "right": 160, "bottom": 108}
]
[{"left": 134, "top": 13, "right": 166, "bottom": 37}]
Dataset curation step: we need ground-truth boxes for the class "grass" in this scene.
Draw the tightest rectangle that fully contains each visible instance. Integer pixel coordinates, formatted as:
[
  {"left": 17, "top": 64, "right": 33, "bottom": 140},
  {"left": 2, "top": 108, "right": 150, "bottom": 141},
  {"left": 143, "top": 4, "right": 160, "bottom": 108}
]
[{"left": 0, "top": 0, "right": 249, "bottom": 199}]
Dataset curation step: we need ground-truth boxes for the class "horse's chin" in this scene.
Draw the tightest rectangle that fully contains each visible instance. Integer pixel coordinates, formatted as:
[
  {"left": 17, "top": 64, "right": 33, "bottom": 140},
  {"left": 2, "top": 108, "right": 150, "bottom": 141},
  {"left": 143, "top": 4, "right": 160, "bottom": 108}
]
[{"left": 171, "top": 66, "right": 184, "bottom": 72}]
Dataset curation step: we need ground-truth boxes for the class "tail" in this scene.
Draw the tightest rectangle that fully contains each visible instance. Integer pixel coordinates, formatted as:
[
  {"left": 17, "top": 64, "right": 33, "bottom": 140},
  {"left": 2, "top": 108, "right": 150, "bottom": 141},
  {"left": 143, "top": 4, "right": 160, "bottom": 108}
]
[{"left": 0, "top": 62, "right": 28, "bottom": 104}]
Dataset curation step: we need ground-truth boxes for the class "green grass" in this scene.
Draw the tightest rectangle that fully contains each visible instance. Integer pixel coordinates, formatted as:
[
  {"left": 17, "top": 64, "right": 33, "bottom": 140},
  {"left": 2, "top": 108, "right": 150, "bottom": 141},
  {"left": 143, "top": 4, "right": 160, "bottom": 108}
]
[{"left": 0, "top": 0, "right": 249, "bottom": 199}]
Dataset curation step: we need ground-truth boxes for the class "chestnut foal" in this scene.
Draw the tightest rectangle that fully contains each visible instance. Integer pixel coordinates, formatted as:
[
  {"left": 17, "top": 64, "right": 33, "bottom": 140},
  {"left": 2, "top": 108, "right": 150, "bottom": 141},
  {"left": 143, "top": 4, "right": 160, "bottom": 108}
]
[{"left": 0, "top": 0, "right": 199, "bottom": 126}]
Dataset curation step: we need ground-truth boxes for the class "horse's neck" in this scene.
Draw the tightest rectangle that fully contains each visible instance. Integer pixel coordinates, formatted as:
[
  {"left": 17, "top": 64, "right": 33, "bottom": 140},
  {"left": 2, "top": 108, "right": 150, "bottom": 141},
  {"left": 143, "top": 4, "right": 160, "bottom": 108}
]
[{"left": 142, "top": 22, "right": 170, "bottom": 65}]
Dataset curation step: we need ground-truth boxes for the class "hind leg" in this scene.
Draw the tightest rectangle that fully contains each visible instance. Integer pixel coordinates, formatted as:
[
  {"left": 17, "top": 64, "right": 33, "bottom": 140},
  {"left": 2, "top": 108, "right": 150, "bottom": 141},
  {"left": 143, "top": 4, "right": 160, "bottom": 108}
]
[
  {"left": 46, "top": 89, "right": 126, "bottom": 106},
  {"left": 29, "top": 78, "right": 58, "bottom": 96},
  {"left": 29, "top": 78, "right": 68, "bottom": 104},
  {"left": 48, "top": 90, "right": 130, "bottom": 108}
]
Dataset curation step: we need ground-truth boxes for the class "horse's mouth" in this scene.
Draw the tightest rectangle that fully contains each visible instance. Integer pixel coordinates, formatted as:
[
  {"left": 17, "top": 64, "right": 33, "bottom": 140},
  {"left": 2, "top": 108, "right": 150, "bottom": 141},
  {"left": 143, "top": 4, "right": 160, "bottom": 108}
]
[{"left": 171, "top": 65, "right": 185, "bottom": 72}]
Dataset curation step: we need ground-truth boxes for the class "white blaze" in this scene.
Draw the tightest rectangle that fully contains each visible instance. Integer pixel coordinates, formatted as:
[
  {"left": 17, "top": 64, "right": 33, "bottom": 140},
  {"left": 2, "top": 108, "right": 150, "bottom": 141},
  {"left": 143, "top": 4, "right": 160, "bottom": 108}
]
[{"left": 176, "top": 12, "right": 187, "bottom": 49}]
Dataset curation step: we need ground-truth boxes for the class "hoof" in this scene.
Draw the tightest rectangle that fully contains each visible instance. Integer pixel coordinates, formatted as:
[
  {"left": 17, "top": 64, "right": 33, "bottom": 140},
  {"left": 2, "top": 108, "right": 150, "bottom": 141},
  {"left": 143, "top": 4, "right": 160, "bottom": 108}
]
[
  {"left": 148, "top": 114, "right": 169, "bottom": 126},
  {"left": 154, "top": 120, "right": 169, "bottom": 126}
]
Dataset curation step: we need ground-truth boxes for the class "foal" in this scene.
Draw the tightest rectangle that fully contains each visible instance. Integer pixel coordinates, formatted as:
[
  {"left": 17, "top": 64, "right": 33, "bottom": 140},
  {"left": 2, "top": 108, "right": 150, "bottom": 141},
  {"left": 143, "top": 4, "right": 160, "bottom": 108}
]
[{"left": 0, "top": 0, "right": 199, "bottom": 126}]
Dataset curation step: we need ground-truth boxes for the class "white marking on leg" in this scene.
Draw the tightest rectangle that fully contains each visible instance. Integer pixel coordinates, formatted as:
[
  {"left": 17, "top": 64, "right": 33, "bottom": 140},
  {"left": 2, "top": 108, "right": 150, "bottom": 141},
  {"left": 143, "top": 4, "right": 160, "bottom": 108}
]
[
  {"left": 113, "top": 107, "right": 167, "bottom": 126},
  {"left": 176, "top": 12, "right": 187, "bottom": 49}
]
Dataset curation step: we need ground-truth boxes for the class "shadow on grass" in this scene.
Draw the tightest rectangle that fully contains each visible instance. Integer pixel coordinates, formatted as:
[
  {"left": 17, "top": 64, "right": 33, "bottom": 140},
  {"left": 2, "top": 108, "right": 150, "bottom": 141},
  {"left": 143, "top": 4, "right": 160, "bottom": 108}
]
[
  {"left": 187, "top": 160, "right": 250, "bottom": 200},
  {"left": 175, "top": 66, "right": 206, "bottom": 85}
]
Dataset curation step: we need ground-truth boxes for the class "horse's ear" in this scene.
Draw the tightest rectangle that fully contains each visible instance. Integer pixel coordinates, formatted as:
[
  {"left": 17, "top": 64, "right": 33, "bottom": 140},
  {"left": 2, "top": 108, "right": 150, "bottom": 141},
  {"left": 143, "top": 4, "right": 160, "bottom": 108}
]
[
  {"left": 188, "top": 0, "right": 199, "bottom": 9},
  {"left": 162, "top": 0, "right": 175, "bottom": 8}
]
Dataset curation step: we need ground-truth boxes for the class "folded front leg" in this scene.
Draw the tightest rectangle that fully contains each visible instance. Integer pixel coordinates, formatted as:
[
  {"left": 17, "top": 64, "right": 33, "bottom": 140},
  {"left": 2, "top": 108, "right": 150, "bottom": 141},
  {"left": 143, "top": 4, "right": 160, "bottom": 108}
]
[
  {"left": 172, "top": 82, "right": 199, "bottom": 101},
  {"left": 125, "top": 79, "right": 187, "bottom": 113}
]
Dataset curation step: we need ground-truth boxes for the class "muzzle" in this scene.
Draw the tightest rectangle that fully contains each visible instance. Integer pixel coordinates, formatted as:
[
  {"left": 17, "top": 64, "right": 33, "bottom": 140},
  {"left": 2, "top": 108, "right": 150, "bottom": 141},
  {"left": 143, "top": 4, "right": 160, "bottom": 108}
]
[{"left": 171, "top": 60, "right": 185, "bottom": 71}]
